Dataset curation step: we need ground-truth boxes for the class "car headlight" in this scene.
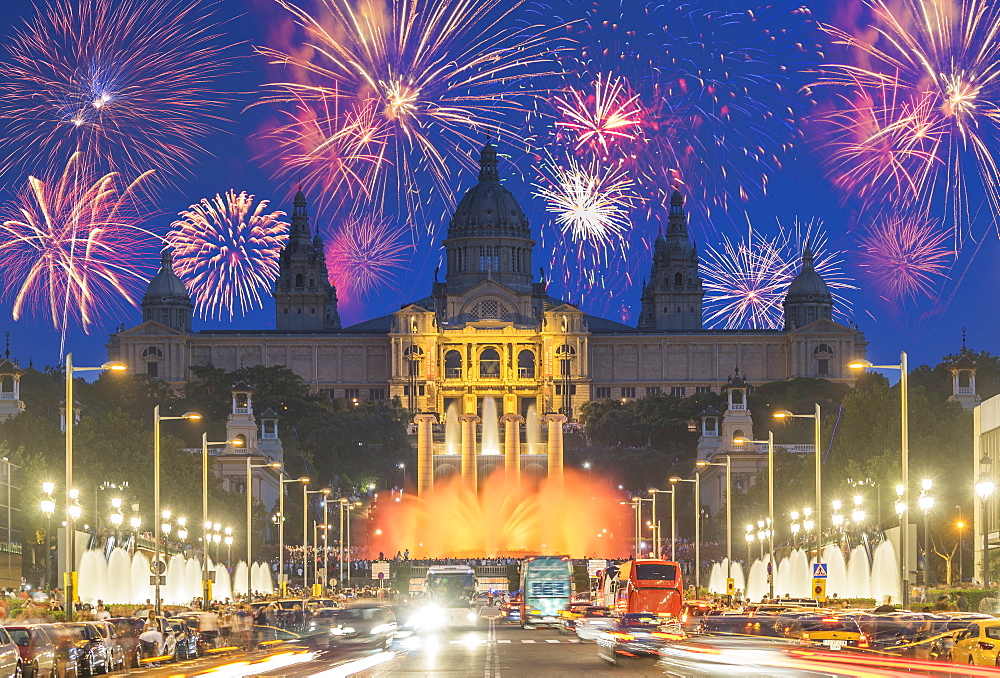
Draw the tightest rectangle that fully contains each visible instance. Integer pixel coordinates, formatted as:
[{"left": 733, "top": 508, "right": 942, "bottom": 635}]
[
  {"left": 466, "top": 612, "right": 477, "bottom": 623},
  {"left": 370, "top": 624, "right": 394, "bottom": 635},
  {"left": 414, "top": 605, "right": 446, "bottom": 629}
]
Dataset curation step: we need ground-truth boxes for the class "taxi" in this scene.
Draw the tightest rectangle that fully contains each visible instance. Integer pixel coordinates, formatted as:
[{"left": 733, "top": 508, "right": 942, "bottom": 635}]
[
  {"left": 776, "top": 614, "right": 868, "bottom": 651},
  {"left": 559, "top": 602, "right": 596, "bottom": 633},
  {"left": 950, "top": 619, "right": 1000, "bottom": 666},
  {"left": 596, "top": 613, "right": 684, "bottom": 664}
]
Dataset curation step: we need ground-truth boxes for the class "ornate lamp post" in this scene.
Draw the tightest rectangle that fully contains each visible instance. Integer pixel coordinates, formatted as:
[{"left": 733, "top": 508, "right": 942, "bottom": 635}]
[
  {"left": 977, "top": 455, "right": 994, "bottom": 589},
  {"left": 918, "top": 480, "right": 935, "bottom": 586},
  {"left": 773, "top": 407, "right": 821, "bottom": 562}
]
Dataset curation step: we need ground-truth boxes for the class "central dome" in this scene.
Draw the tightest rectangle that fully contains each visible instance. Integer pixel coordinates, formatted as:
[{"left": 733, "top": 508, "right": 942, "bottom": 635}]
[
  {"left": 447, "top": 142, "right": 530, "bottom": 239},
  {"left": 786, "top": 244, "right": 830, "bottom": 297}
]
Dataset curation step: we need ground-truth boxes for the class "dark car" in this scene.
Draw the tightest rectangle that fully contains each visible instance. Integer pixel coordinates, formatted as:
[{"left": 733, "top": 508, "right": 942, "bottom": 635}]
[
  {"left": 164, "top": 619, "right": 198, "bottom": 660},
  {"left": 596, "top": 613, "right": 684, "bottom": 664},
  {"left": 678, "top": 601, "right": 715, "bottom": 633},
  {"left": 60, "top": 624, "right": 108, "bottom": 677},
  {"left": 108, "top": 617, "right": 179, "bottom": 667},
  {"left": 87, "top": 622, "right": 125, "bottom": 672},
  {"left": 7, "top": 625, "right": 65, "bottom": 678},
  {"left": 324, "top": 605, "right": 396, "bottom": 650}
]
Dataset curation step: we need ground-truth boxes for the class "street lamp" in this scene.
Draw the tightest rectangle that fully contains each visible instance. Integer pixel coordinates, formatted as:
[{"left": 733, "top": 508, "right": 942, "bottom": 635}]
[
  {"left": 733, "top": 431, "right": 775, "bottom": 600},
  {"left": 246, "top": 458, "right": 281, "bottom": 595},
  {"left": 849, "top": 352, "right": 909, "bottom": 605},
  {"left": 153, "top": 406, "right": 200, "bottom": 616},
  {"left": 648, "top": 489, "right": 674, "bottom": 560},
  {"left": 278, "top": 475, "right": 309, "bottom": 595},
  {"left": 304, "top": 487, "right": 331, "bottom": 590},
  {"left": 201, "top": 434, "right": 242, "bottom": 607},
  {"left": 773, "top": 406, "right": 821, "bottom": 562},
  {"left": 40, "top": 483, "right": 55, "bottom": 590},
  {"left": 852, "top": 495, "right": 866, "bottom": 525},
  {"left": 63, "top": 354, "right": 125, "bottom": 620},
  {"left": 670, "top": 476, "right": 700, "bottom": 590},
  {"left": 918, "top": 479, "right": 934, "bottom": 586},
  {"left": 696, "top": 457, "right": 732, "bottom": 595},
  {"left": 977, "top": 455, "right": 995, "bottom": 589}
]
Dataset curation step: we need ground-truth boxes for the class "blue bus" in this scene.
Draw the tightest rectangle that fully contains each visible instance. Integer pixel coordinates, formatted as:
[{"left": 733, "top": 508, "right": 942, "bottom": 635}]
[{"left": 520, "top": 555, "right": 573, "bottom": 629}]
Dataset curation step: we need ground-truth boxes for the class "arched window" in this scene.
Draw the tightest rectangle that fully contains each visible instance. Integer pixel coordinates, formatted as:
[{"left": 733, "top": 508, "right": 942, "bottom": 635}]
[
  {"left": 674, "top": 272, "right": 683, "bottom": 287},
  {"left": 141, "top": 347, "right": 163, "bottom": 359},
  {"left": 813, "top": 344, "right": 834, "bottom": 356},
  {"left": 295, "top": 273, "right": 304, "bottom": 287},
  {"left": 517, "top": 350, "right": 535, "bottom": 379},
  {"left": 444, "top": 350, "right": 462, "bottom": 379},
  {"left": 234, "top": 434, "right": 248, "bottom": 449},
  {"left": 403, "top": 345, "right": 424, "bottom": 376},
  {"left": 480, "top": 347, "right": 500, "bottom": 379},
  {"left": 732, "top": 429, "right": 746, "bottom": 445},
  {"left": 0, "top": 376, "right": 14, "bottom": 394},
  {"left": 555, "top": 344, "right": 576, "bottom": 377}
]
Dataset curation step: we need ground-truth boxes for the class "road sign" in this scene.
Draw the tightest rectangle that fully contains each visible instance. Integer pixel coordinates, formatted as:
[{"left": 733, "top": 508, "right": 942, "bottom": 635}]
[
  {"left": 587, "top": 559, "right": 607, "bottom": 577},
  {"left": 726, "top": 578, "right": 735, "bottom": 595},
  {"left": 372, "top": 562, "right": 391, "bottom": 579},
  {"left": 812, "top": 577, "right": 827, "bottom": 602},
  {"left": 150, "top": 560, "right": 166, "bottom": 576},
  {"left": 377, "top": 572, "right": 385, "bottom": 580},
  {"left": 812, "top": 563, "right": 828, "bottom": 579},
  {"left": 149, "top": 575, "right": 166, "bottom": 586}
]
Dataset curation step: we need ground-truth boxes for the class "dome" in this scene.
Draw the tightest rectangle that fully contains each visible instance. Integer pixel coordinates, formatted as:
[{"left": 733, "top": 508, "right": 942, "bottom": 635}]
[
  {"left": 447, "top": 142, "right": 530, "bottom": 239},
  {"left": 144, "top": 250, "right": 189, "bottom": 299},
  {"left": 786, "top": 244, "right": 829, "bottom": 298}
]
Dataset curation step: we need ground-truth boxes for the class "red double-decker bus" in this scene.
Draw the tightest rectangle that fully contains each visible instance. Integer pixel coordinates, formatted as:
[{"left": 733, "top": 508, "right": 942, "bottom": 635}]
[{"left": 597, "top": 559, "right": 683, "bottom": 617}]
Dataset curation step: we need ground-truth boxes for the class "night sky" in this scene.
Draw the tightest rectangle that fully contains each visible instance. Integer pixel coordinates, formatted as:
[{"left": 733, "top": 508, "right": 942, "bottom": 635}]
[{"left": 0, "top": 0, "right": 996, "bottom": 374}]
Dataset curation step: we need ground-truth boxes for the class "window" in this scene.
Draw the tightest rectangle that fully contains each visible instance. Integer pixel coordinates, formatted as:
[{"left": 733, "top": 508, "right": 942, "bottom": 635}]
[
  {"left": 479, "top": 245, "right": 499, "bottom": 271},
  {"left": 696, "top": 386, "right": 712, "bottom": 394},
  {"left": 813, "top": 344, "right": 834, "bottom": 355},
  {"left": 295, "top": 274, "right": 304, "bottom": 287},
  {"left": 480, "top": 347, "right": 500, "bottom": 379},
  {"left": 369, "top": 388, "right": 386, "bottom": 400},
  {"left": 403, "top": 385, "right": 425, "bottom": 396},
  {"left": 817, "top": 359, "right": 829, "bottom": 376},
  {"left": 517, "top": 350, "right": 535, "bottom": 378},
  {"left": 444, "top": 350, "right": 462, "bottom": 379},
  {"left": 595, "top": 387, "right": 612, "bottom": 399},
  {"left": 674, "top": 272, "right": 683, "bottom": 287},
  {"left": 159, "top": 309, "right": 169, "bottom": 324},
  {"left": 671, "top": 386, "right": 686, "bottom": 397},
  {"left": 345, "top": 388, "right": 360, "bottom": 400},
  {"left": 481, "top": 300, "right": 498, "bottom": 318},
  {"left": 146, "top": 362, "right": 158, "bottom": 377},
  {"left": 555, "top": 384, "right": 577, "bottom": 395},
  {"left": 646, "top": 386, "right": 661, "bottom": 395},
  {"left": 141, "top": 347, "right": 163, "bottom": 358},
  {"left": 621, "top": 387, "right": 636, "bottom": 399},
  {"left": 311, "top": 308, "right": 316, "bottom": 314},
  {"left": 556, "top": 344, "right": 576, "bottom": 377}
]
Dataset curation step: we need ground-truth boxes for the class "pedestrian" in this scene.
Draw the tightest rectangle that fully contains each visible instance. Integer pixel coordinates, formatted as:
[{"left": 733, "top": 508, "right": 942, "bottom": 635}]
[
  {"left": 487, "top": 590, "right": 494, "bottom": 607},
  {"left": 138, "top": 625, "right": 164, "bottom": 667},
  {"left": 95, "top": 603, "right": 111, "bottom": 621},
  {"left": 957, "top": 593, "right": 969, "bottom": 612}
]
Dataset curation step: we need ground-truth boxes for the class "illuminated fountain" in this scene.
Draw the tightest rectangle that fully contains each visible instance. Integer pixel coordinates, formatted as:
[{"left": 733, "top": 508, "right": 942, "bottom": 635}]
[
  {"left": 525, "top": 403, "right": 541, "bottom": 455},
  {"left": 481, "top": 397, "right": 500, "bottom": 454},
  {"left": 444, "top": 401, "right": 460, "bottom": 455}
]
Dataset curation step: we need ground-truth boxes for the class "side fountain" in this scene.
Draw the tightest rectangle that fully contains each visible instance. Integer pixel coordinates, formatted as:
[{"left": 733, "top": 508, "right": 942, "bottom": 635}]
[{"left": 481, "top": 397, "right": 500, "bottom": 454}]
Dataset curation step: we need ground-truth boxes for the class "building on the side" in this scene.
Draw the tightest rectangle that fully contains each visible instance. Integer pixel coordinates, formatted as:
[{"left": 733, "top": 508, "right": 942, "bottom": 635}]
[
  {"left": 108, "top": 141, "right": 868, "bottom": 493},
  {"left": 975, "top": 393, "right": 1000, "bottom": 585}
]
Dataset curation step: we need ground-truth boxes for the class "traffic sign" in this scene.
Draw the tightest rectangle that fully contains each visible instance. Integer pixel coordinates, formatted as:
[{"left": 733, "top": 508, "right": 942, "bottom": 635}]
[
  {"left": 377, "top": 572, "right": 385, "bottom": 580},
  {"left": 150, "top": 560, "right": 166, "bottom": 575},
  {"left": 587, "top": 559, "right": 607, "bottom": 577},
  {"left": 812, "top": 563, "right": 828, "bottom": 579},
  {"left": 812, "top": 577, "right": 827, "bottom": 602},
  {"left": 726, "top": 578, "right": 735, "bottom": 595},
  {"left": 149, "top": 575, "right": 166, "bottom": 586},
  {"left": 371, "top": 562, "right": 391, "bottom": 579}
]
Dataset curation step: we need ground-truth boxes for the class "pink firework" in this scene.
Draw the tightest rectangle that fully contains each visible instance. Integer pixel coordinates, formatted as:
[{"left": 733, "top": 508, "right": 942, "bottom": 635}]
[
  {"left": 0, "top": 151, "right": 156, "bottom": 336},
  {"left": 166, "top": 191, "right": 289, "bottom": 321},
  {"left": 553, "top": 74, "right": 645, "bottom": 153},
  {"left": 855, "top": 215, "right": 953, "bottom": 303},
  {"left": 324, "top": 215, "right": 413, "bottom": 306}
]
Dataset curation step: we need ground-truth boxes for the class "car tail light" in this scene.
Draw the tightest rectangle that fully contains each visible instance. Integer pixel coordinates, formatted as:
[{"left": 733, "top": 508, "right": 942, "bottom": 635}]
[
  {"left": 858, "top": 634, "right": 869, "bottom": 649},
  {"left": 801, "top": 632, "right": 810, "bottom": 641},
  {"left": 979, "top": 641, "right": 995, "bottom": 651},
  {"left": 680, "top": 613, "right": 688, "bottom": 623},
  {"left": 612, "top": 633, "right": 635, "bottom": 641}
]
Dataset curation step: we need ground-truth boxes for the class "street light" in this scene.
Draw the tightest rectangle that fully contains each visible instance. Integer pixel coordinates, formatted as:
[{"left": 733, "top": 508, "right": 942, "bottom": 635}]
[
  {"left": 648, "top": 488, "right": 674, "bottom": 560},
  {"left": 773, "top": 406, "right": 821, "bottom": 562},
  {"left": 696, "top": 457, "right": 732, "bottom": 596},
  {"left": 670, "top": 476, "right": 700, "bottom": 590},
  {"left": 153, "top": 406, "right": 200, "bottom": 615},
  {"left": 201, "top": 434, "right": 241, "bottom": 607},
  {"left": 63, "top": 354, "right": 125, "bottom": 620},
  {"left": 246, "top": 458, "right": 281, "bottom": 595},
  {"left": 849, "top": 352, "right": 909, "bottom": 605},
  {"left": 977, "top": 454, "right": 995, "bottom": 589},
  {"left": 40, "top": 483, "right": 55, "bottom": 590},
  {"left": 733, "top": 431, "right": 775, "bottom": 600},
  {"left": 278, "top": 475, "right": 309, "bottom": 595},
  {"left": 918, "top": 479, "right": 935, "bottom": 586},
  {"left": 304, "top": 487, "right": 331, "bottom": 590}
]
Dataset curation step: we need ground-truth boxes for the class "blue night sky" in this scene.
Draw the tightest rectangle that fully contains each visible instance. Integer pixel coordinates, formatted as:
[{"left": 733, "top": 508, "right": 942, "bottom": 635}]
[{"left": 0, "top": 0, "right": 996, "bottom": 373}]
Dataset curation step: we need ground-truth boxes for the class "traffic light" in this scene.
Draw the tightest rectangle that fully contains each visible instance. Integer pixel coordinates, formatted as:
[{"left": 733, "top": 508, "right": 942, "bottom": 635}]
[
  {"left": 726, "top": 578, "right": 735, "bottom": 596},
  {"left": 812, "top": 577, "right": 826, "bottom": 602}
]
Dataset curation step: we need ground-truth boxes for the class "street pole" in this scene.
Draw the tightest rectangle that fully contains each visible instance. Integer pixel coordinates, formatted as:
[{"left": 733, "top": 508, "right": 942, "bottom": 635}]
[
  {"left": 984, "top": 497, "right": 991, "bottom": 590},
  {"left": 670, "top": 488, "right": 676, "bottom": 561},
  {"left": 323, "top": 500, "right": 329, "bottom": 588},
  {"left": 279, "top": 480, "right": 285, "bottom": 594},
  {"left": 726, "top": 456, "right": 732, "bottom": 588},
  {"left": 814, "top": 402, "right": 822, "bottom": 563},
  {"left": 203, "top": 433, "right": 210, "bottom": 609},
  {"left": 64, "top": 353, "right": 74, "bottom": 621},
  {"left": 346, "top": 505, "right": 352, "bottom": 584},
  {"left": 924, "top": 509, "right": 930, "bottom": 586},
  {"left": 651, "top": 492, "right": 658, "bottom": 559},
  {"left": 901, "top": 350, "right": 909, "bottom": 607},
  {"left": 768, "top": 430, "right": 775, "bottom": 601},
  {"left": 339, "top": 499, "right": 346, "bottom": 587},
  {"left": 303, "top": 484, "right": 309, "bottom": 590},
  {"left": 153, "top": 405, "right": 161, "bottom": 617},
  {"left": 695, "top": 473, "right": 701, "bottom": 592}
]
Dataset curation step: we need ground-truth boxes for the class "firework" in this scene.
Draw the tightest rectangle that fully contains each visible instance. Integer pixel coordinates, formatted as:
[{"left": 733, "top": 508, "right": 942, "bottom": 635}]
[
  {"left": 0, "top": 152, "right": 156, "bottom": 342},
  {"left": 166, "top": 191, "right": 289, "bottom": 321},
  {"left": 533, "top": 154, "right": 639, "bottom": 255},
  {"left": 0, "top": 0, "right": 235, "bottom": 186},
  {"left": 256, "top": 0, "right": 565, "bottom": 228},
  {"left": 700, "top": 219, "right": 856, "bottom": 330},
  {"left": 553, "top": 74, "right": 645, "bottom": 153},
  {"left": 325, "top": 215, "right": 413, "bottom": 305},
  {"left": 856, "top": 215, "right": 953, "bottom": 303},
  {"left": 816, "top": 0, "right": 1000, "bottom": 249}
]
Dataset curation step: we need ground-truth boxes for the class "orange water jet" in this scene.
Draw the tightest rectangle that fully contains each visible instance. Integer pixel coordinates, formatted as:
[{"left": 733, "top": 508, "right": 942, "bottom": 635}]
[{"left": 367, "top": 469, "right": 631, "bottom": 559}]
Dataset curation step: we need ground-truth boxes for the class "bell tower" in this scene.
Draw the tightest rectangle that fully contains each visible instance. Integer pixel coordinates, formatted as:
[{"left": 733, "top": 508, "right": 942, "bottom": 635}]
[
  {"left": 0, "top": 337, "right": 24, "bottom": 422},
  {"left": 225, "top": 382, "right": 258, "bottom": 453},
  {"left": 949, "top": 329, "right": 981, "bottom": 411}
]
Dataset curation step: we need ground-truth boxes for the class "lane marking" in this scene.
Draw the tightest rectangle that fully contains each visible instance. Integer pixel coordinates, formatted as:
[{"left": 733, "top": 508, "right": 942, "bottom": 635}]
[
  {"left": 545, "top": 639, "right": 560, "bottom": 644},
  {"left": 497, "top": 640, "right": 511, "bottom": 644},
  {"left": 521, "top": 639, "right": 536, "bottom": 643}
]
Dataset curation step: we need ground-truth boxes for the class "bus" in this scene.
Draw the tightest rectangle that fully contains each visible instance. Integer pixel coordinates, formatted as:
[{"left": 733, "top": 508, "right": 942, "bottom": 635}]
[
  {"left": 599, "top": 559, "right": 683, "bottom": 617},
  {"left": 519, "top": 555, "right": 573, "bottom": 629},
  {"left": 417, "top": 564, "right": 479, "bottom": 629}
]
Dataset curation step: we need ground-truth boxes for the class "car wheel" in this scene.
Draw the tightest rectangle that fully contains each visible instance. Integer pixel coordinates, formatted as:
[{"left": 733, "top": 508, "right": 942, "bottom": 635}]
[
  {"left": 133, "top": 649, "right": 141, "bottom": 669},
  {"left": 970, "top": 656, "right": 976, "bottom": 665},
  {"left": 14, "top": 662, "right": 22, "bottom": 678}
]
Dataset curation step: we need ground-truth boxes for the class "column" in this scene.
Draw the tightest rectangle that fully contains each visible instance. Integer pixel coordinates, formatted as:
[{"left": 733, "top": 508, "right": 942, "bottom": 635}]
[
  {"left": 543, "top": 413, "right": 567, "bottom": 484},
  {"left": 415, "top": 413, "right": 437, "bottom": 496},
  {"left": 460, "top": 414, "right": 481, "bottom": 494},
  {"left": 502, "top": 414, "right": 524, "bottom": 485}
]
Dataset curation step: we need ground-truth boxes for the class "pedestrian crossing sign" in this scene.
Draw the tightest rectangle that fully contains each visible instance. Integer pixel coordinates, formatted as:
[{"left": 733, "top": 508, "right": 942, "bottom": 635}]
[{"left": 812, "top": 563, "right": 828, "bottom": 578}]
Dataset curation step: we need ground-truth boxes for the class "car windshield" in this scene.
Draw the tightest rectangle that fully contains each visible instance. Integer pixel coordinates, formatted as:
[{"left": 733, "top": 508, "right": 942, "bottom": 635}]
[
  {"left": 622, "top": 614, "right": 665, "bottom": 627},
  {"left": 7, "top": 630, "right": 30, "bottom": 647},
  {"left": 64, "top": 627, "right": 89, "bottom": 641},
  {"left": 635, "top": 563, "right": 678, "bottom": 581},
  {"left": 796, "top": 618, "right": 860, "bottom": 633},
  {"left": 336, "top": 608, "right": 384, "bottom": 621},
  {"left": 112, "top": 620, "right": 141, "bottom": 635},
  {"left": 585, "top": 608, "right": 612, "bottom": 617}
]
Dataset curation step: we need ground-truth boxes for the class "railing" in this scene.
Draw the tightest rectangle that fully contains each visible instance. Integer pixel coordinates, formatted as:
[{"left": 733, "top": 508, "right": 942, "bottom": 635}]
[
  {"left": 479, "top": 363, "right": 500, "bottom": 379},
  {"left": 261, "top": 431, "right": 278, "bottom": 439},
  {"left": 445, "top": 368, "right": 462, "bottom": 379},
  {"left": 234, "top": 407, "right": 250, "bottom": 414},
  {"left": 0, "top": 393, "right": 15, "bottom": 400},
  {"left": 517, "top": 368, "right": 535, "bottom": 379},
  {"left": 957, "top": 387, "right": 975, "bottom": 395}
]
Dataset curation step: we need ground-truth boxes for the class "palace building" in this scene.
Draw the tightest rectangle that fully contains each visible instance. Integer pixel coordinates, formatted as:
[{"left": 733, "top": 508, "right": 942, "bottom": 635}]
[{"left": 107, "top": 142, "right": 868, "bottom": 493}]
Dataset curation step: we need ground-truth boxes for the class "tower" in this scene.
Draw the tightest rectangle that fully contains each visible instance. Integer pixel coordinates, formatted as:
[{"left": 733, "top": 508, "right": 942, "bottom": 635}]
[
  {"left": 949, "top": 330, "right": 981, "bottom": 411},
  {"left": 225, "top": 382, "right": 258, "bottom": 453},
  {"left": 0, "top": 349, "right": 24, "bottom": 422},
  {"left": 720, "top": 369, "right": 756, "bottom": 454},
  {"left": 274, "top": 189, "right": 341, "bottom": 330},
  {"left": 258, "top": 407, "right": 284, "bottom": 463},
  {"left": 638, "top": 190, "right": 704, "bottom": 330},
  {"left": 141, "top": 249, "right": 193, "bottom": 332},
  {"left": 783, "top": 243, "right": 833, "bottom": 329}
]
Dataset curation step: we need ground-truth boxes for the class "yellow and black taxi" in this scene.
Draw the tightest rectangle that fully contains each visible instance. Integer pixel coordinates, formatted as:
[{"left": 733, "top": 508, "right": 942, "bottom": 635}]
[
  {"left": 559, "top": 601, "right": 597, "bottom": 633},
  {"left": 951, "top": 619, "right": 1000, "bottom": 666},
  {"left": 678, "top": 600, "right": 715, "bottom": 633},
  {"left": 776, "top": 614, "right": 868, "bottom": 651},
  {"left": 596, "top": 613, "right": 684, "bottom": 664}
]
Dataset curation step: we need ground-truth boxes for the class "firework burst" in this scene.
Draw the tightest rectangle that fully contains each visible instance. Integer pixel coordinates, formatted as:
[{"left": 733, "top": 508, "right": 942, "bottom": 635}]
[
  {"left": 257, "top": 0, "right": 565, "bottom": 228},
  {"left": 0, "top": 0, "right": 235, "bottom": 186},
  {"left": 553, "top": 74, "right": 645, "bottom": 153},
  {"left": 325, "top": 215, "right": 413, "bottom": 306},
  {"left": 700, "top": 219, "right": 856, "bottom": 330},
  {"left": 816, "top": 0, "right": 1000, "bottom": 248},
  {"left": 0, "top": 152, "right": 156, "bottom": 341},
  {"left": 856, "top": 214, "right": 953, "bottom": 303},
  {"left": 166, "top": 191, "right": 289, "bottom": 321}
]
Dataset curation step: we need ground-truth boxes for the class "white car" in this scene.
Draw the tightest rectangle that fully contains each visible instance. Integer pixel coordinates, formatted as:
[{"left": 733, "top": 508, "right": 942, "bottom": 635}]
[{"left": 574, "top": 608, "right": 617, "bottom": 642}]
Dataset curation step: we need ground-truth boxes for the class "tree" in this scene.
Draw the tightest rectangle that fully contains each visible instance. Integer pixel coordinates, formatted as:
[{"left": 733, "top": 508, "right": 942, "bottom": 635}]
[{"left": 931, "top": 532, "right": 959, "bottom": 588}]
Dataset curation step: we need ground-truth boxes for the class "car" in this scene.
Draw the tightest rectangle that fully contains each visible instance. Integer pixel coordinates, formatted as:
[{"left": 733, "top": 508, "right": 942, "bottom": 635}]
[
  {"left": 558, "top": 602, "right": 595, "bottom": 633},
  {"left": 107, "top": 617, "right": 179, "bottom": 666},
  {"left": 950, "top": 619, "right": 1000, "bottom": 665},
  {"left": 678, "top": 601, "right": 715, "bottom": 633},
  {"left": 7, "top": 626, "right": 62, "bottom": 678},
  {"left": 596, "top": 613, "right": 684, "bottom": 664},
  {"left": 59, "top": 625, "right": 108, "bottom": 677},
  {"left": 776, "top": 614, "right": 868, "bottom": 651},
  {"left": 324, "top": 605, "right": 396, "bottom": 650},
  {"left": 572, "top": 606, "right": 616, "bottom": 642},
  {"left": 86, "top": 622, "right": 125, "bottom": 672},
  {"left": 164, "top": 619, "right": 199, "bottom": 660},
  {"left": 658, "top": 635, "right": 817, "bottom": 677}
]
